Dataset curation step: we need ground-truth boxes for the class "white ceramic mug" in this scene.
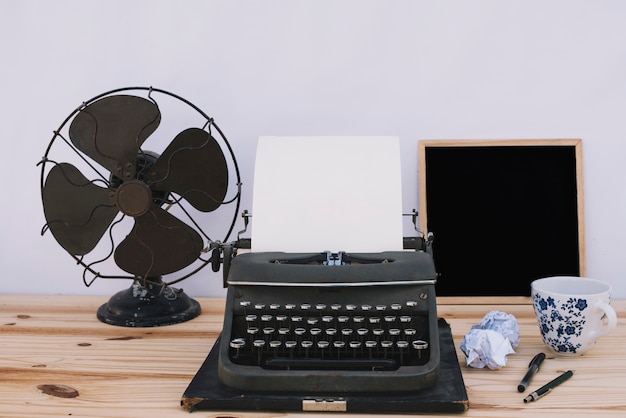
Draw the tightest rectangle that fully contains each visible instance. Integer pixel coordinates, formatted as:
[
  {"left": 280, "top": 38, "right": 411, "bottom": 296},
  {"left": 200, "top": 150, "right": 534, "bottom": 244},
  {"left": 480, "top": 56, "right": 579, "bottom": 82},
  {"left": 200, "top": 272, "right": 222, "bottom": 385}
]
[{"left": 531, "top": 276, "right": 617, "bottom": 356}]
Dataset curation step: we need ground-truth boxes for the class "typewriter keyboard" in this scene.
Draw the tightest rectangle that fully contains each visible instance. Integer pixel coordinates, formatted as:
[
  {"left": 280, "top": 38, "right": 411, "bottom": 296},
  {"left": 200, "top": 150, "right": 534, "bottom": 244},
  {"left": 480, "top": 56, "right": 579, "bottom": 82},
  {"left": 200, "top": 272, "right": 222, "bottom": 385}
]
[{"left": 227, "top": 299, "right": 431, "bottom": 371}]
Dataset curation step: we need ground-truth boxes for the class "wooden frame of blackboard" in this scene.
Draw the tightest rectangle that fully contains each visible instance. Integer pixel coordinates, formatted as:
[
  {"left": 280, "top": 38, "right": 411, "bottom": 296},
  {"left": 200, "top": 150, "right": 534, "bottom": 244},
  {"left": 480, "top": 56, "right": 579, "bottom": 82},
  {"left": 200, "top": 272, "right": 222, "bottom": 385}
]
[{"left": 418, "top": 139, "right": 585, "bottom": 296}]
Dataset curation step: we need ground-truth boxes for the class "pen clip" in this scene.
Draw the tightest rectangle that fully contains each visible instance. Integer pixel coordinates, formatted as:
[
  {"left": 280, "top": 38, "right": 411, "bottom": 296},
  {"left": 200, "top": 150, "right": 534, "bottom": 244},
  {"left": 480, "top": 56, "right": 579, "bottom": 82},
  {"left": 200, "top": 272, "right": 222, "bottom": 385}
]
[{"left": 528, "top": 352, "right": 546, "bottom": 369}]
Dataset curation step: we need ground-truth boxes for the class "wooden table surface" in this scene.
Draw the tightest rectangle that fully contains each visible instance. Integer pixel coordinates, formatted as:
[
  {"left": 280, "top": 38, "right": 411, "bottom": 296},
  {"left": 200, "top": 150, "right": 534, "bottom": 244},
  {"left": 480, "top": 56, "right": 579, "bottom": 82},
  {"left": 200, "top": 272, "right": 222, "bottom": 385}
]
[{"left": 1, "top": 294, "right": 624, "bottom": 417}]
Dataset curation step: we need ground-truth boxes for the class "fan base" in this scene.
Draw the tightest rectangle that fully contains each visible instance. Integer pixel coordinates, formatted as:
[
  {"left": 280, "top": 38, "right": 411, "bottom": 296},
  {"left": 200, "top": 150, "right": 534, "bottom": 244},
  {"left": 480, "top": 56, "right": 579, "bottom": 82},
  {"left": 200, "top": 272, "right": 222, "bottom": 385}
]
[{"left": 97, "top": 281, "right": 201, "bottom": 327}]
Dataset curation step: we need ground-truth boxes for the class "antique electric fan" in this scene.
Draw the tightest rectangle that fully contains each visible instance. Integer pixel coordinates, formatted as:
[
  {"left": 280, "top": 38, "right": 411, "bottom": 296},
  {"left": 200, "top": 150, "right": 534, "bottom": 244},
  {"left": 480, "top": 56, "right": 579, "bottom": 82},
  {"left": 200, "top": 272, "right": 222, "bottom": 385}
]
[{"left": 39, "top": 87, "right": 241, "bottom": 327}]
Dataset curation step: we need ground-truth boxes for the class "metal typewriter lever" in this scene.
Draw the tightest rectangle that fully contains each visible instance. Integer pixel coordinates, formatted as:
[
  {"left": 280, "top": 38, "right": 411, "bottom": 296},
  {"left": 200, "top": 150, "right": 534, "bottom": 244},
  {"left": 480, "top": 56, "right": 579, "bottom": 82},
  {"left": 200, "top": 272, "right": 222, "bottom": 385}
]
[{"left": 325, "top": 251, "right": 343, "bottom": 265}]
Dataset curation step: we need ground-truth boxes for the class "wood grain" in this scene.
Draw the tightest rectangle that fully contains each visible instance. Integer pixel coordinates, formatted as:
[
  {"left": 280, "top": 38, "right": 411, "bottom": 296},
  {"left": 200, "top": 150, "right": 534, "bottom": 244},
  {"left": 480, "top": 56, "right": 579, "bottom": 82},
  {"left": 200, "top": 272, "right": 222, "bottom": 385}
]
[{"left": 1, "top": 295, "right": 624, "bottom": 417}]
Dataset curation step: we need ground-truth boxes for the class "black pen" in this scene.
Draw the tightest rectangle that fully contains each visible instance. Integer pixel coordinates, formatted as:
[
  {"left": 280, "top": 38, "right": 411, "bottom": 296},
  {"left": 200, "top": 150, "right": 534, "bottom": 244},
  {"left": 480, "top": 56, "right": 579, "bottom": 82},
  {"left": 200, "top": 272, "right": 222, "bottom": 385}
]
[
  {"left": 517, "top": 352, "right": 545, "bottom": 392},
  {"left": 523, "top": 370, "right": 574, "bottom": 403}
]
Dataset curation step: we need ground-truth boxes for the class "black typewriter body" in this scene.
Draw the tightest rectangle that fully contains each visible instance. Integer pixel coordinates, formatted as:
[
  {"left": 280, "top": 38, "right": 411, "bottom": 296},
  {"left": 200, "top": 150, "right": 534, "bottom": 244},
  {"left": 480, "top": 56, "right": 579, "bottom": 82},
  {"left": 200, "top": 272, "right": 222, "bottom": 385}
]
[{"left": 217, "top": 250, "right": 440, "bottom": 393}]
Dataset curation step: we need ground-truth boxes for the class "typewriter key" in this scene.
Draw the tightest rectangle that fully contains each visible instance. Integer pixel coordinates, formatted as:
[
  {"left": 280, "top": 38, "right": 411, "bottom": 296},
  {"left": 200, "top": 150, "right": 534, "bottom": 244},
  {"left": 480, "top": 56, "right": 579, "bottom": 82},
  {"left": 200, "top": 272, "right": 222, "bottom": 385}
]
[
  {"left": 253, "top": 339, "right": 266, "bottom": 364},
  {"left": 365, "top": 340, "right": 377, "bottom": 359},
  {"left": 301, "top": 340, "right": 313, "bottom": 357},
  {"left": 270, "top": 340, "right": 281, "bottom": 356},
  {"left": 317, "top": 340, "right": 330, "bottom": 358},
  {"left": 389, "top": 328, "right": 401, "bottom": 339},
  {"left": 333, "top": 340, "right": 346, "bottom": 357},
  {"left": 412, "top": 339, "right": 428, "bottom": 359},
  {"left": 247, "top": 326, "right": 259, "bottom": 337},
  {"left": 229, "top": 338, "right": 246, "bottom": 358},
  {"left": 397, "top": 340, "right": 409, "bottom": 365},
  {"left": 285, "top": 340, "right": 297, "bottom": 358},
  {"left": 307, "top": 317, "right": 319, "bottom": 326},
  {"left": 381, "top": 340, "right": 393, "bottom": 357}
]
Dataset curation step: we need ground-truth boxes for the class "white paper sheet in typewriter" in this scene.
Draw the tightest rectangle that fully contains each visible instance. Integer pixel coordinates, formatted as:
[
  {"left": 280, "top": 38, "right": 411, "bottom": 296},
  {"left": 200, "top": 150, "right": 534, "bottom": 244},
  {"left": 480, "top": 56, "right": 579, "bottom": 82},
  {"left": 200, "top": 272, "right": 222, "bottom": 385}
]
[{"left": 251, "top": 136, "right": 404, "bottom": 253}]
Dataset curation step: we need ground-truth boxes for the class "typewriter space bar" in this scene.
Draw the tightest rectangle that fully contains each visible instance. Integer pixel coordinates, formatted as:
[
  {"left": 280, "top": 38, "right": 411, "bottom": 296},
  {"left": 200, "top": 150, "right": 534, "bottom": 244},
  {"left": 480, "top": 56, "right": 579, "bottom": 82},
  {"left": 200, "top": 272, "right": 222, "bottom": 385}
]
[{"left": 264, "top": 357, "right": 397, "bottom": 370}]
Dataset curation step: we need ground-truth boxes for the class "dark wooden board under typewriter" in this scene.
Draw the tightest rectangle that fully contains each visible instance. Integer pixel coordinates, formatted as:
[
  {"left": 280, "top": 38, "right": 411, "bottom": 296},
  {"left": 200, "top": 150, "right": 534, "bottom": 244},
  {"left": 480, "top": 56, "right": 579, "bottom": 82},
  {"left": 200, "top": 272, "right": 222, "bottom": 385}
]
[{"left": 182, "top": 318, "right": 468, "bottom": 413}]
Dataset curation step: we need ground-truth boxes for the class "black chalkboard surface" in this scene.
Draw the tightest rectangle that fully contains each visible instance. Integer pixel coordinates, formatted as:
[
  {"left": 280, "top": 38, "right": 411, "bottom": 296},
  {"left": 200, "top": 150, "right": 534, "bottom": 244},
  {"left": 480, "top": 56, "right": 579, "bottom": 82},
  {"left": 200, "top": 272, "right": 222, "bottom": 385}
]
[{"left": 418, "top": 140, "right": 585, "bottom": 296}]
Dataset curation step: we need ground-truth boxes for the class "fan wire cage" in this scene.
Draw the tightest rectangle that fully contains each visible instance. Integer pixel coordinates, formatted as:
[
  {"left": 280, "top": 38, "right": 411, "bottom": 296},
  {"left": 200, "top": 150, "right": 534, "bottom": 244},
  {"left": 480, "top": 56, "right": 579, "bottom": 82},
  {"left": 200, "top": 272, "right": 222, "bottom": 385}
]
[{"left": 38, "top": 86, "right": 242, "bottom": 327}]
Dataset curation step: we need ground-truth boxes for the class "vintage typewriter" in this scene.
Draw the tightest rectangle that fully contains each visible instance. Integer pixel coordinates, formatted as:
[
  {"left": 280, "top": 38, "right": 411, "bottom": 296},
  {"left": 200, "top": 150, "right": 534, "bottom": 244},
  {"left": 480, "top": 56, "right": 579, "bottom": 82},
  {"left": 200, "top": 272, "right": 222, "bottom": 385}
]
[{"left": 216, "top": 240, "right": 440, "bottom": 393}]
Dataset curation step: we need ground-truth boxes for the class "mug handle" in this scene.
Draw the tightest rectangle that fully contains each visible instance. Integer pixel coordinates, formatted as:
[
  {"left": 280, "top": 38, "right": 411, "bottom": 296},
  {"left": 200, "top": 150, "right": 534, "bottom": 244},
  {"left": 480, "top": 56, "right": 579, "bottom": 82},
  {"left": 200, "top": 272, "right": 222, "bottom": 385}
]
[{"left": 589, "top": 302, "right": 618, "bottom": 342}]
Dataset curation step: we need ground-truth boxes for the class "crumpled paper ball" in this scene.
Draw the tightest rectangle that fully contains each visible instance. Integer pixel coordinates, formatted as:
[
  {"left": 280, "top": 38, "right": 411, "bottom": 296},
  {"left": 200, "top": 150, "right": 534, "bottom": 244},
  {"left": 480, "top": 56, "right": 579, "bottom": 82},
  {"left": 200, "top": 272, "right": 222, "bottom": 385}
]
[
  {"left": 473, "top": 310, "right": 520, "bottom": 348},
  {"left": 460, "top": 310, "right": 519, "bottom": 369}
]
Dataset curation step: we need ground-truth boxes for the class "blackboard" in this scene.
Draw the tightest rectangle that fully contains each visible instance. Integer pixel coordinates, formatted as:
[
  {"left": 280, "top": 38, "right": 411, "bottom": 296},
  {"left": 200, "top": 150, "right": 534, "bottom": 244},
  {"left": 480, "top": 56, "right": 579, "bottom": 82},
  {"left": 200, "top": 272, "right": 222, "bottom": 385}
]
[{"left": 418, "top": 140, "right": 585, "bottom": 296}]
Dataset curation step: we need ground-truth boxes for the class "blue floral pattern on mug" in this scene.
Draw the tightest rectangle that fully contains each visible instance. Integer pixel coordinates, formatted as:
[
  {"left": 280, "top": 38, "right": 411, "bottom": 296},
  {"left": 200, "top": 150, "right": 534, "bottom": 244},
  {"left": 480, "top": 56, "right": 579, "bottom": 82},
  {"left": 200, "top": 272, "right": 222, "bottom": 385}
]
[{"left": 532, "top": 293, "right": 587, "bottom": 354}]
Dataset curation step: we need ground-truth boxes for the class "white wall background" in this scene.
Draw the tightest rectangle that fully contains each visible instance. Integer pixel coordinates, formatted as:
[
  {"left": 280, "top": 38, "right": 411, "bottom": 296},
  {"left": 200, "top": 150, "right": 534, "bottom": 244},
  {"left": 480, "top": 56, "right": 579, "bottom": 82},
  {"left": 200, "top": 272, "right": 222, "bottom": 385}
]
[{"left": 2, "top": 0, "right": 626, "bottom": 299}]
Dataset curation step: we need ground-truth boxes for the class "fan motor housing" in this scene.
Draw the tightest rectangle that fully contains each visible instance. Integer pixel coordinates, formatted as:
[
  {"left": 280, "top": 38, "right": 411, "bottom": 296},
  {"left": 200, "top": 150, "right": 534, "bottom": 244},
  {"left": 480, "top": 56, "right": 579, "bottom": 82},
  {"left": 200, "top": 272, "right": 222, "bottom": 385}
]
[{"left": 114, "top": 180, "right": 152, "bottom": 217}]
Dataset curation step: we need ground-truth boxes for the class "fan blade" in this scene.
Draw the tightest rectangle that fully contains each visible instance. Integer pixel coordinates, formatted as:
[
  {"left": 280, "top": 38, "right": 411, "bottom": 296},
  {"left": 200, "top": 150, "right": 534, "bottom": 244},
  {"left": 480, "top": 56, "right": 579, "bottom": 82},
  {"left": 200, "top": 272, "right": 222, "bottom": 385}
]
[
  {"left": 114, "top": 205, "right": 204, "bottom": 277},
  {"left": 42, "top": 163, "right": 118, "bottom": 255},
  {"left": 149, "top": 128, "right": 228, "bottom": 212},
  {"left": 69, "top": 95, "right": 160, "bottom": 178}
]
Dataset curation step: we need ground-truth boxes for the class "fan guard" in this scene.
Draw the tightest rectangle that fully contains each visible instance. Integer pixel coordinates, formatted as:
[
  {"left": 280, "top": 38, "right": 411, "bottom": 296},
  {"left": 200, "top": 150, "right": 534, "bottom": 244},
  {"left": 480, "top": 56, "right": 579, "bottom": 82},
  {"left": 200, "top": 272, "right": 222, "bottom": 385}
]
[{"left": 39, "top": 86, "right": 242, "bottom": 327}]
